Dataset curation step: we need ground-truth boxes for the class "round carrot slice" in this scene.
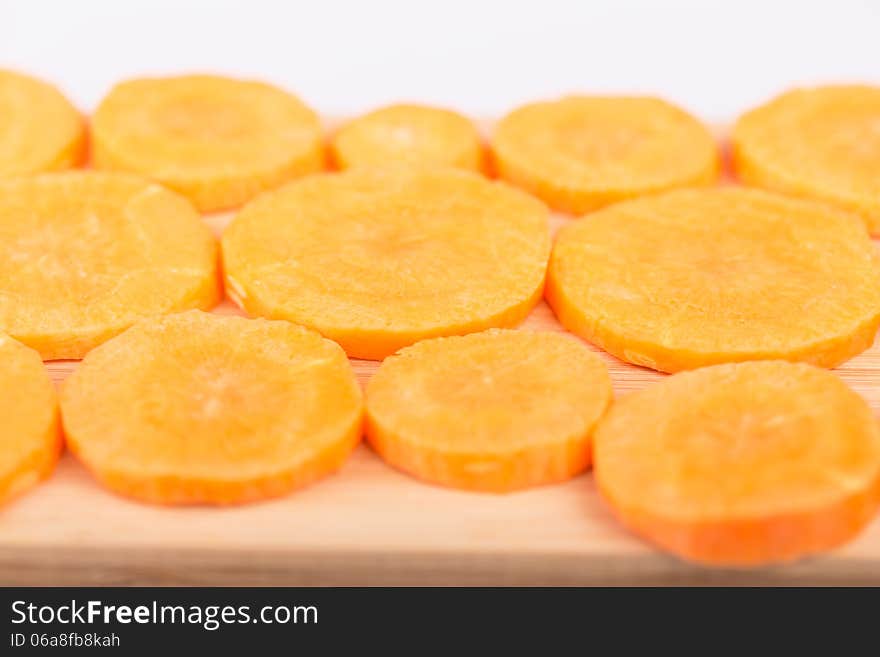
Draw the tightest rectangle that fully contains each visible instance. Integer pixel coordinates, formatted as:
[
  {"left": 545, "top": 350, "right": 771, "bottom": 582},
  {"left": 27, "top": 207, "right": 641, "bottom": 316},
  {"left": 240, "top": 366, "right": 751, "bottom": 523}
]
[
  {"left": 366, "top": 329, "right": 611, "bottom": 492},
  {"left": 61, "top": 311, "right": 363, "bottom": 505},
  {"left": 0, "top": 172, "right": 219, "bottom": 360},
  {"left": 594, "top": 360, "right": 880, "bottom": 566},
  {"left": 492, "top": 95, "right": 718, "bottom": 214},
  {"left": 92, "top": 74, "right": 324, "bottom": 212},
  {"left": 547, "top": 187, "right": 880, "bottom": 373},
  {"left": 0, "top": 333, "right": 61, "bottom": 505},
  {"left": 222, "top": 168, "right": 550, "bottom": 359},
  {"left": 331, "top": 104, "right": 484, "bottom": 172},
  {"left": 734, "top": 85, "right": 880, "bottom": 235},
  {"left": 0, "top": 69, "right": 86, "bottom": 176}
]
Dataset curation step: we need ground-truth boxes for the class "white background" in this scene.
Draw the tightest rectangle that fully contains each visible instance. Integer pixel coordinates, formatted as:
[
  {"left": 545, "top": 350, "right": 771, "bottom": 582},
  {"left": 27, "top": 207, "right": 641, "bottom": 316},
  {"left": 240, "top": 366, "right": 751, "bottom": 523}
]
[{"left": 2, "top": 0, "right": 879, "bottom": 121}]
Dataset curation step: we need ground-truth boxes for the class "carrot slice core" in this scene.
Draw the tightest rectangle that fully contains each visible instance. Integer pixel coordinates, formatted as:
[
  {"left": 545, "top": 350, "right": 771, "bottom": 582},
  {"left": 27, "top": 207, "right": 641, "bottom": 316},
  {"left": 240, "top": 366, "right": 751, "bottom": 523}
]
[
  {"left": 61, "top": 311, "right": 363, "bottom": 505},
  {"left": 0, "top": 334, "right": 60, "bottom": 505},
  {"left": 492, "top": 95, "right": 718, "bottom": 214},
  {"left": 366, "top": 329, "right": 611, "bottom": 491},
  {"left": 547, "top": 187, "right": 880, "bottom": 373},
  {"left": 0, "top": 172, "right": 219, "bottom": 359},
  {"left": 222, "top": 168, "right": 550, "bottom": 359},
  {"left": 593, "top": 360, "right": 880, "bottom": 566},
  {"left": 331, "top": 104, "right": 484, "bottom": 172},
  {"left": 734, "top": 85, "right": 880, "bottom": 235},
  {"left": 93, "top": 74, "right": 323, "bottom": 211},
  {"left": 0, "top": 69, "right": 85, "bottom": 177}
]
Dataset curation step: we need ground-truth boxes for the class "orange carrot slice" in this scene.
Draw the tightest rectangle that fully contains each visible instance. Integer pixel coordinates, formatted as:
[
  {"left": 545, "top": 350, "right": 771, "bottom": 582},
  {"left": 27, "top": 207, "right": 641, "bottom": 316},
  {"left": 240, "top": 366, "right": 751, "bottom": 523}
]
[
  {"left": 0, "top": 69, "right": 86, "bottom": 176},
  {"left": 365, "top": 329, "right": 611, "bottom": 491},
  {"left": 221, "top": 167, "right": 550, "bottom": 360},
  {"left": 61, "top": 311, "right": 363, "bottom": 506},
  {"left": 593, "top": 360, "right": 880, "bottom": 566},
  {"left": 331, "top": 104, "right": 484, "bottom": 172},
  {"left": 0, "top": 333, "right": 61, "bottom": 505},
  {"left": 92, "top": 74, "right": 324, "bottom": 212},
  {"left": 733, "top": 85, "right": 880, "bottom": 235},
  {"left": 547, "top": 187, "right": 880, "bottom": 373},
  {"left": 0, "top": 172, "right": 219, "bottom": 359},
  {"left": 492, "top": 95, "right": 718, "bottom": 214}
]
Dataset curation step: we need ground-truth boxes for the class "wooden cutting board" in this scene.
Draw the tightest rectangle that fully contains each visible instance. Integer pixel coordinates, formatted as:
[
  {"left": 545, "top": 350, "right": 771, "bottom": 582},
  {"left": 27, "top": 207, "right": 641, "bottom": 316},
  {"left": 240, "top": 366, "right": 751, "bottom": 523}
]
[{"left": 3, "top": 202, "right": 880, "bottom": 587}]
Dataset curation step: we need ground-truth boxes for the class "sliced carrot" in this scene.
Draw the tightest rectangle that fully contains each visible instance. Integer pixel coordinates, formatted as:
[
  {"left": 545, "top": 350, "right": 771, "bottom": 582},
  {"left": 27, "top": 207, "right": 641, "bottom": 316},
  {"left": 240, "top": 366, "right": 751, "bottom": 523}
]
[
  {"left": 0, "top": 69, "right": 86, "bottom": 176},
  {"left": 331, "top": 104, "right": 484, "bottom": 172},
  {"left": 0, "top": 333, "right": 61, "bottom": 505},
  {"left": 547, "top": 187, "right": 880, "bottom": 373},
  {"left": 365, "top": 329, "right": 611, "bottom": 492},
  {"left": 221, "top": 167, "right": 550, "bottom": 359},
  {"left": 92, "top": 74, "right": 324, "bottom": 212},
  {"left": 733, "top": 85, "right": 880, "bottom": 235},
  {"left": 0, "top": 172, "right": 219, "bottom": 360},
  {"left": 60, "top": 311, "right": 363, "bottom": 506},
  {"left": 594, "top": 360, "right": 880, "bottom": 566},
  {"left": 492, "top": 95, "right": 718, "bottom": 214}
]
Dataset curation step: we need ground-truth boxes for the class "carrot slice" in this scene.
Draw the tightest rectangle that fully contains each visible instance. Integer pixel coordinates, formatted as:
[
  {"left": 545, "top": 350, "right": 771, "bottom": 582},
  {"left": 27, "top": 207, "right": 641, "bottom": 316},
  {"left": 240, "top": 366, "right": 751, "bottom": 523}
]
[
  {"left": 92, "top": 74, "right": 324, "bottom": 212},
  {"left": 0, "top": 333, "right": 61, "bottom": 505},
  {"left": 365, "top": 329, "right": 611, "bottom": 492},
  {"left": 0, "top": 172, "right": 219, "bottom": 360},
  {"left": 547, "top": 187, "right": 880, "bottom": 373},
  {"left": 221, "top": 168, "right": 550, "bottom": 359},
  {"left": 0, "top": 69, "right": 86, "bottom": 176},
  {"left": 61, "top": 311, "right": 363, "bottom": 505},
  {"left": 492, "top": 95, "right": 718, "bottom": 214},
  {"left": 733, "top": 85, "right": 880, "bottom": 235},
  {"left": 594, "top": 360, "right": 880, "bottom": 566},
  {"left": 331, "top": 104, "right": 484, "bottom": 172}
]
